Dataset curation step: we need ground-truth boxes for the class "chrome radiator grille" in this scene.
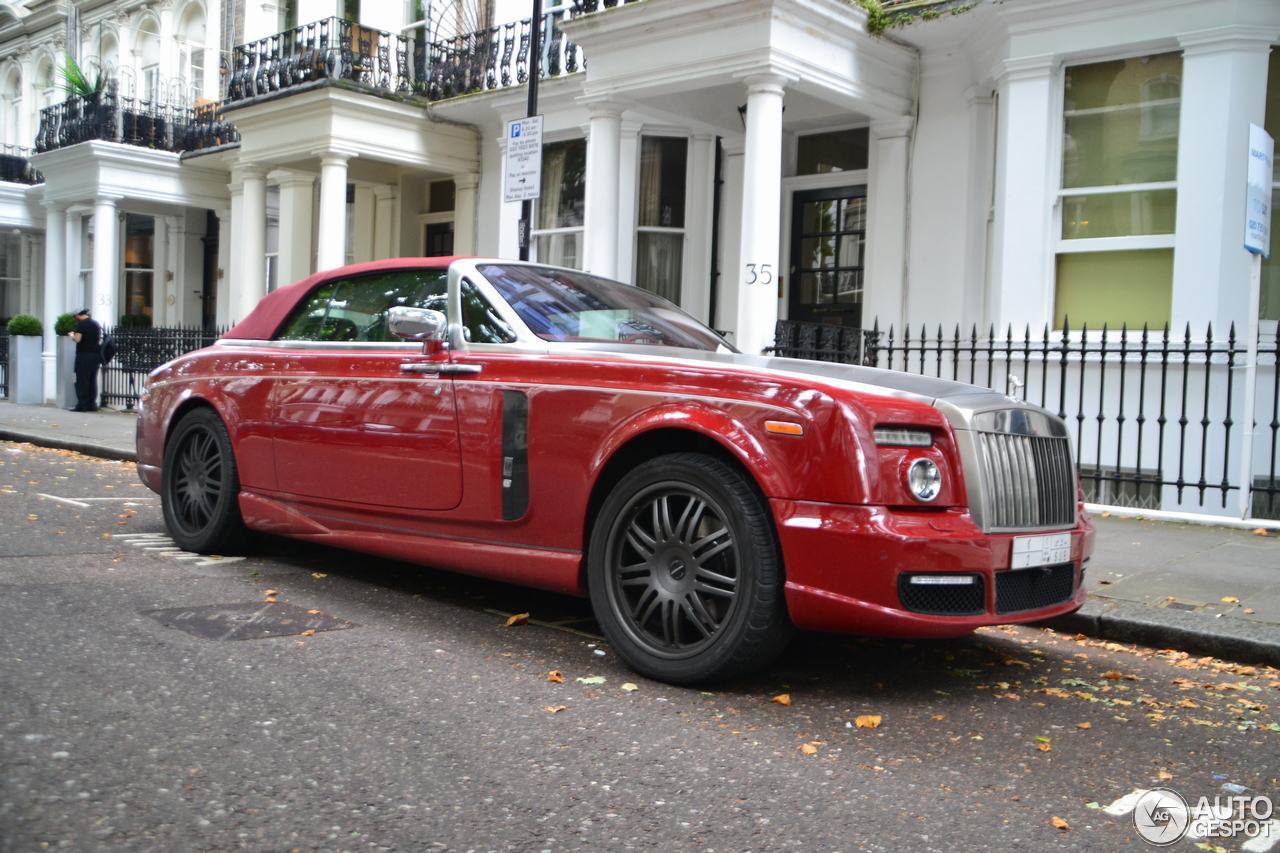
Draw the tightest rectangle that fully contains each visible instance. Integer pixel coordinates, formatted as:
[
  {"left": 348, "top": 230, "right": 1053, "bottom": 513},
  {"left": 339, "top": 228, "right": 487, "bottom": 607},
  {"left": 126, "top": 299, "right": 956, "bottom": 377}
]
[{"left": 975, "top": 432, "right": 1076, "bottom": 531}]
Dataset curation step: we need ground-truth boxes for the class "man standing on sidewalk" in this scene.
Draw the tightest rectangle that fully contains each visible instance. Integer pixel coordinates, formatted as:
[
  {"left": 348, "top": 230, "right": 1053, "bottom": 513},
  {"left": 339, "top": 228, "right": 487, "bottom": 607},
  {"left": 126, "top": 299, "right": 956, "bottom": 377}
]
[{"left": 68, "top": 308, "right": 101, "bottom": 412}]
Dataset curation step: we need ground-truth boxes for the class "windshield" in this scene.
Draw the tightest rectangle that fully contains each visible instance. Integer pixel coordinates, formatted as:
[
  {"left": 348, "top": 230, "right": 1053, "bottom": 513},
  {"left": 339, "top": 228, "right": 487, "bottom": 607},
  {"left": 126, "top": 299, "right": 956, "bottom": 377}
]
[{"left": 478, "top": 264, "right": 734, "bottom": 353}]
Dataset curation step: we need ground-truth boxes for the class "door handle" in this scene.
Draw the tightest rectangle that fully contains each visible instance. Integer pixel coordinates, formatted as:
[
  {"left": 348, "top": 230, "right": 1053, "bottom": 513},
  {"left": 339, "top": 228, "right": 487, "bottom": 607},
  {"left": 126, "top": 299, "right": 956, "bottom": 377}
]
[{"left": 400, "top": 362, "right": 483, "bottom": 376}]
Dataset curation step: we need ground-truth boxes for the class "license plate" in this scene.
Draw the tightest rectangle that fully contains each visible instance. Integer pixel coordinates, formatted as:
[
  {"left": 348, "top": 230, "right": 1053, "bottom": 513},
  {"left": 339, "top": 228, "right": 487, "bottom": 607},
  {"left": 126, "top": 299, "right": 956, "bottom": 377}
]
[{"left": 1010, "top": 533, "right": 1071, "bottom": 569}]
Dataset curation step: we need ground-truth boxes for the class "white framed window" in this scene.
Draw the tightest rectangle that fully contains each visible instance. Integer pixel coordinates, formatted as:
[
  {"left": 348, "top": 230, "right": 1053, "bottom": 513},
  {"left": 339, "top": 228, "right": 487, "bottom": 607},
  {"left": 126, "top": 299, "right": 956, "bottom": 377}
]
[
  {"left": 1054, "top": 53, "right": 1182, "bottom": 330},
  {"left": 635, "top": 135, "right": 688, "bottom": 304},
  {"left": 123, "top": 214, "right": 155, "bottom": 321},
  {"left": 266, "top": 187, "right": 280, "bottom": 291},
  {"left": 532, "top": 138, "right": 585, "bottom": 269}
]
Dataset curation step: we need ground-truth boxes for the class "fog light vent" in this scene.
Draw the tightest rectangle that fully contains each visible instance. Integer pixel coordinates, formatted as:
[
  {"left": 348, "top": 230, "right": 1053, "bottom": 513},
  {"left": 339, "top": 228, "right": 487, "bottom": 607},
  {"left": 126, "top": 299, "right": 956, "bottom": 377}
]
[{"left": 898, "top": 574, "right": 985, "bottom": 615}]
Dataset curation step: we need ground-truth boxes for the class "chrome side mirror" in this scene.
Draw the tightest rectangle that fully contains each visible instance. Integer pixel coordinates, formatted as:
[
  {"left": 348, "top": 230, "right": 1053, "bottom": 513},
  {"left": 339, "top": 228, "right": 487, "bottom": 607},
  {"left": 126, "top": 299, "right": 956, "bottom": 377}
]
[{"left": 388, "top": 306, "right": 447, "bottom": 342}]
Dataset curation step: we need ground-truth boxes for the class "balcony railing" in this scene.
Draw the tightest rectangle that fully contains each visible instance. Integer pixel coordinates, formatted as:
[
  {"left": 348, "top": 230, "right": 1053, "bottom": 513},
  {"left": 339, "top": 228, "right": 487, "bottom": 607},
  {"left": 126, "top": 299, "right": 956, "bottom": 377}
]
[
  {"left": 425, "top": 8, "right": 582, "bottom": 100},
  {"left": 225, "top": 17, "right": 418, "bottom": 104},
  {"left": 34, "top": 85, "right": 239, "bottom": 155},
  {"left": 0, "top": 144, "right": 42, "bottom": 184}
]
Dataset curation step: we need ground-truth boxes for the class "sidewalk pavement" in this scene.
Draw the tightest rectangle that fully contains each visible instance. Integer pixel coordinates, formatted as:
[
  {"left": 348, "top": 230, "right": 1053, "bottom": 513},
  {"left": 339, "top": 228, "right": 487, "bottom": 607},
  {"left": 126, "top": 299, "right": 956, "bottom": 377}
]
[{"left": 2, "top": 399, "right": 1278, "bottom": 666}]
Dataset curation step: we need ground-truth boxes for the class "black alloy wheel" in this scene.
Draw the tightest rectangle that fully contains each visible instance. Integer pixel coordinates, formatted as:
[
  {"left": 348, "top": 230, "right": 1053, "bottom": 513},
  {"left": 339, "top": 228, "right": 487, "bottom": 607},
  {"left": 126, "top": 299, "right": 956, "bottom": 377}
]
[
  {"left": 161, "top": 408, "right": 247, "bottom": 553},
  {"left": 588, "top": 453, "right": 791, "bottom": 684}
]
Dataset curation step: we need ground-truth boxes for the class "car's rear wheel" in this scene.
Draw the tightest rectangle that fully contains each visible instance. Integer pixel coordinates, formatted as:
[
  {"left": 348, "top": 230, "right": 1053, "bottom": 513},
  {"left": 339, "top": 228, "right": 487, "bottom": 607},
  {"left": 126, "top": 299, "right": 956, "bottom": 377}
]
[
  {"left": 161, "top": 407, "right": 247, "bottom": 553},
  {"left": 588, "top": 453, "right": 791, "bottom": 684}
]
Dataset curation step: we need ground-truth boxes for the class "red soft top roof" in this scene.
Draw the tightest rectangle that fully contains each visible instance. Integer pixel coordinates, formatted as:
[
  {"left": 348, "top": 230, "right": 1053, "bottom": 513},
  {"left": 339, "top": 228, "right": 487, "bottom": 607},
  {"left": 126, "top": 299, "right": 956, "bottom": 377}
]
[{"left": 221, "top": 256, "right": 467, "bottom": 340}]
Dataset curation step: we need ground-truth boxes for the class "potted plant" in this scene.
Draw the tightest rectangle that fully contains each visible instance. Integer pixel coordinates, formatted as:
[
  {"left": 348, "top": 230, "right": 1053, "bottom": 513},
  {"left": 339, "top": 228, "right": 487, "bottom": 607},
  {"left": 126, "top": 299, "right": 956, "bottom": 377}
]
[
  {"left": 6, "top": 314, "right": 43, "bottom": 404},
  {"left": 54, "top": 312, "right": 78, "bottom": 409}
]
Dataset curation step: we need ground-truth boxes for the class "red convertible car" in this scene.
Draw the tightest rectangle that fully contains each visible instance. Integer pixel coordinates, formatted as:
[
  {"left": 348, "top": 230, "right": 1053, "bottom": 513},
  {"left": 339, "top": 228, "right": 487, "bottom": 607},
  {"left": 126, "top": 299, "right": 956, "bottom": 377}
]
[{"left": 136, "top": 257, "right": 1094, "bottom": 683}]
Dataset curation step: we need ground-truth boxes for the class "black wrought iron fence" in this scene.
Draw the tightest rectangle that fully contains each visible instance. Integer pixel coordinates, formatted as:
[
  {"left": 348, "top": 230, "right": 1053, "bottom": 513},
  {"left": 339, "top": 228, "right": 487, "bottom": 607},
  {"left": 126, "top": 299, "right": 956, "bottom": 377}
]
[
  {"left": 226, "top": 17, "right": 416, "bottom": 103},
  {"left": 99, "top": 325, "right": 226, "bottom": 411},
  {"left": 772, "top": 319, "right": 1280, "bottom": 520},
  {"left": 0, "top": 144, "right": 43, "bottom": 184},
  {"left": 0, "top": 329, "right": 9, "bottom": 398},
  {"left": 35, "top": 86, "right": 238, "bottom": 154},
  {"left": 424, "top": 7, "right": 584, "bottom": 100}
]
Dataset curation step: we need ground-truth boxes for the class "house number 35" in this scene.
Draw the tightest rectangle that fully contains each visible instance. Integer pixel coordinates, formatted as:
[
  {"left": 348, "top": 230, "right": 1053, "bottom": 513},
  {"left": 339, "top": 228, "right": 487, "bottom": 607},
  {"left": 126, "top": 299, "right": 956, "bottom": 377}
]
[{"left": 744, "top": 263, "right": 773, "bottom": 285}]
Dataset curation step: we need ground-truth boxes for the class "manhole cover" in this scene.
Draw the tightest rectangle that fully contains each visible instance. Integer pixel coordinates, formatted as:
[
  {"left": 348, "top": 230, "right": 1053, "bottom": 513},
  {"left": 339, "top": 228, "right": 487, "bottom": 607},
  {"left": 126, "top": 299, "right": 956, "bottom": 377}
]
[{"left": 142, "top": 602, "right": 356, "bottom": 641}]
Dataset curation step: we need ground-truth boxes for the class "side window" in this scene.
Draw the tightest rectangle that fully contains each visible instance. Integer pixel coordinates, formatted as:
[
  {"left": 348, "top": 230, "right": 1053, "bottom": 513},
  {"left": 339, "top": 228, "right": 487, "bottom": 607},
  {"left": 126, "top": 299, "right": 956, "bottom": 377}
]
[
  {"left": 460, "top": 279, "right": 516, "bottom": 344},
  {"left": 275, "top": 270, "right": 448, "bottom": 341}
]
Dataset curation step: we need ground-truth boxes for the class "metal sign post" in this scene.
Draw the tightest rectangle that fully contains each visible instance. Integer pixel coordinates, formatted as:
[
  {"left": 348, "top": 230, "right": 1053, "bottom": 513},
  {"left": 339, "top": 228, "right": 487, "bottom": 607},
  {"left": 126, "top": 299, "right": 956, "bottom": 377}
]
[
  {"left": 1238, "top": 123, "right": 1273, "bottom": 519},
  {"left": 517, "top": 0, "right": 543, "bottom": 261}
]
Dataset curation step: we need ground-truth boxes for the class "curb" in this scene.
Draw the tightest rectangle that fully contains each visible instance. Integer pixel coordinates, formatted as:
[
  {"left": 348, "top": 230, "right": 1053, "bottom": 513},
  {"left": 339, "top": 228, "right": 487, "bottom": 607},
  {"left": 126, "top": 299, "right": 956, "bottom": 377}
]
[
  {"left": 0, "top": 429, "right": 137, "bottom": 463},
  {"left": 1043, "top": 599, "right": 1280, "bottom": 668}
]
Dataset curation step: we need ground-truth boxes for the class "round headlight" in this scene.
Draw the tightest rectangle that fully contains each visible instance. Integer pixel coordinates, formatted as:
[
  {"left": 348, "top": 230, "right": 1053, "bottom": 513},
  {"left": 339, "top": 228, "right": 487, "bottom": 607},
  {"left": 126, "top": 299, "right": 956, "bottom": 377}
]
[{"left": 906, "top": 458, "right": 942, "bottom": 502}]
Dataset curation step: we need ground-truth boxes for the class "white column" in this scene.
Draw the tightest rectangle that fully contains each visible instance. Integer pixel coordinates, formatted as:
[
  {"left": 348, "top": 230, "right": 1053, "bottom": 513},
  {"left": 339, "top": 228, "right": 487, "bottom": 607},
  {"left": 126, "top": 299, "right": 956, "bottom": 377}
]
[
  {"left": 717, "top": 142, "right": 745, "bottom": 336},
  {"left": 163, "top": 216, "right": 183, "bottom": 326},
  {"left": 682, "top": 133, "right": 716, "bottom": 323},
  {"left": 451, "top": 174, "right": 479, "bottom": 256},
  {"left": 988, "top": 55, "right": 1057, "bottom": 328},
  {"left": 41, "top": 204, "right": 66, "bottom": 403},
  {"left": 735, "top": 74, "right": 787, "bottom": 357},
  {"left": 1171, "top": 27, "right": 1277, "bottom": 330},
  {"left": 372, "top": 186, "right": 397, "bottom": 259},
  {"left": 91, "top": 196, "right": 119, "bottom": 324},
  {"left": 615, "top": 120, "right": 643, "bottom": 284},
  {"left": 158, "top": 1, "right": 178, "bottom": 94},
  {"left": 276, "top": 170, "right": 316, "bottom": 285},
  {"left": 215, "top": 206, "right": 233, "bottom": 327},
  {"left": 152, "top": 215, "right": 168, "bottom": 323},
  {"left": 864, "top": 117, "right": 913, "bottom": 334},
  {"left": 352, "top": 185, "right": 375, "bottom": 262},
  {"left": 963, "top": 86, "right": 996, "bottom": 329},
  {"left": 64, "top": 210, "right": 82, "bottom": 311},
  {"left": 496, "top": 137, "right": 521, "bottom": 259},
  {"left": 316, "top": 153, "right": 349, "bottom": 271},
  {"left": 583, "top": 99, "right": 623, "bottom": 278},
  {"left": 237, "top": 165, "right": 267, "bottom": 321},
  {"left": 18, "top": 51, "right": 35, "bottom": 153}
]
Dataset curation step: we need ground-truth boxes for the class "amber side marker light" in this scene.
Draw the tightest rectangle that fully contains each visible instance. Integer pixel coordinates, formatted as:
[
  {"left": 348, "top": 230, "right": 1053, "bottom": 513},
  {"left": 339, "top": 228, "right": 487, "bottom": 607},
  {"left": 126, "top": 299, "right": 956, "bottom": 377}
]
[{"left": 765, "top": 420, "right": 804, "bottom": 437}]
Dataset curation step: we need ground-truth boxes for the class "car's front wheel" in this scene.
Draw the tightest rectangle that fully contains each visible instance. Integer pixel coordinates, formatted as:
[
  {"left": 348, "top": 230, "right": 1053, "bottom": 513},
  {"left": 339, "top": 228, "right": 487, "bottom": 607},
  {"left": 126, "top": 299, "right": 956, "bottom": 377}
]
[
  {"left": 161, "top": 407, "right": 247, "bottom": 553},
  {"left": 588, "top": 453, "right": 791, "bottom": 684}
]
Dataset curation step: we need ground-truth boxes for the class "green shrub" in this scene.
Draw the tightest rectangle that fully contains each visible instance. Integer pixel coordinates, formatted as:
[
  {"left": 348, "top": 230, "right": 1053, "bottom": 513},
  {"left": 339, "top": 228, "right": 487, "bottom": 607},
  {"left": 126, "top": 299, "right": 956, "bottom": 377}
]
[
  {"left": 6, "top": 314, "right": 41, "bottom": 336},
  {"left": 117, "top": 313, "right": 153, "bottom": 329},
  {"left": 55, "top": 313, "right": 78, "bottom": 335}
]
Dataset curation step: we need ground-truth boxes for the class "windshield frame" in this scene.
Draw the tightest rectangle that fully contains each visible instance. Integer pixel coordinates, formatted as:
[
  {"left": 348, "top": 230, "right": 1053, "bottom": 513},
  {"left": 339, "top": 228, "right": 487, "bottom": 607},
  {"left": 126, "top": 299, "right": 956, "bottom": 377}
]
[{"left": 458, "top": 260, "right": 737, "bottom": 355}]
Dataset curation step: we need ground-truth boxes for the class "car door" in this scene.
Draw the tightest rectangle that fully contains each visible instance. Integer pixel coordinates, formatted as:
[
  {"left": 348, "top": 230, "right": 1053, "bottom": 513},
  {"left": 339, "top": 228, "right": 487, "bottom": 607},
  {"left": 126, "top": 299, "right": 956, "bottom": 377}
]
[{"left": 269, "top": 268, "right": 464, "bottom": 511}]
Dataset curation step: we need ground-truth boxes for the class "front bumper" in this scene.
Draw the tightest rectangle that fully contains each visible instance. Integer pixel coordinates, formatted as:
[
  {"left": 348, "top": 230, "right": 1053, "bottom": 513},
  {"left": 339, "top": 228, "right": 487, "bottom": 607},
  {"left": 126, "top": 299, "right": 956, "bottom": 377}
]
[{"left": 773, "top": 499, "right": 1094, "bottom": 637}]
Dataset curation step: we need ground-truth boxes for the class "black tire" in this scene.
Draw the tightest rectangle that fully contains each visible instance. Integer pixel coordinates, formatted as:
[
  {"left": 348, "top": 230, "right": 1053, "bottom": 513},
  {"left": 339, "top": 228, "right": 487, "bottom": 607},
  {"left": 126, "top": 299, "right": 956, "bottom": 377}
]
[
  {"left": 161, "top": 407, "right": 247, "bottom": 553},
  {"left": 587, "top": 452, "right": 791, "bottom": 684}
]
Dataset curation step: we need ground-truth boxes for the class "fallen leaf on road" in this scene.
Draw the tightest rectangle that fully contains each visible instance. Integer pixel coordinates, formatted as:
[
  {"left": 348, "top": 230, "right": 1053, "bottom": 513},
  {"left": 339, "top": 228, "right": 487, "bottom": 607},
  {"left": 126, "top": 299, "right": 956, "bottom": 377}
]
[
  {"left": 307, "top": 609, "right": 321, "bottom": 615},
  {"left": 26, "top": 514, "right": 37, "bottom": 521},
  {"left": 772, "top": 693, "right": 792, "bottom": 706},
  {"left": 855, "top": 715, "right": 881, "bottom": 729},
  {"left": 1037, "top": 742, "right": 1052, "bottom": 752},
  {"left": 504, "top": 612, "right": 529, "bottom": 627},
  {"left": 547, "top": 670, "right": 564, "bottom": 684},
  {"left": 1051, "top": 816, "right": 1069, "bottom": 830},
  {"left": 1244, "top": 608, "right": 1256, "bottom": 615},
  {"left": 264, "top": 589, "right": 278, "bottom": 596},
  {"left": 799, "top": 743, "right": 818, "bottom": 756},
  {"left": 1252, "top": 528, "right": 1268, "bottom": 537},
  {"left": 1177, "top": 698, "right": 1199, "bottom": 709},
  {"left": 1220, "top": 596, "right": 1240, "bottom": 604},
  {"left": 543, "top": 705, "right": 566, "bottom": 714},
  {"left": 576, "top": 676, "right": 606, "bottom": 685},
  {"left": 311, "top": 572, "right": 328, "bottom": 579},
  {"left": 621, "top": 683, "right": 639, "bottom": 692},
  {"left": 101, "top": 533, "right": 111, "bottom": 539},
  {"left": 1076, "top": 722, "right": 1091, "bottom": 730},
  {"left": 932, "top": 714, "right": 946, "bottom": 721},
  {"left": 300, "top": 629, "right": 316, "bottom": 637},
  {"left": 1158, "top": 769, "right": 1173, "bottom": 781}
]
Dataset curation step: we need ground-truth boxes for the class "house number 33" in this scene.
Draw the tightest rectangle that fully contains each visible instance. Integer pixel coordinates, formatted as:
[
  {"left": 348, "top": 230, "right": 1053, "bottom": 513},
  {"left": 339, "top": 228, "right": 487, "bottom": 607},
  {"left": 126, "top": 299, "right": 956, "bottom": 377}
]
[{"left": 744, "top": 263, "right": 773, "bottom": 285}]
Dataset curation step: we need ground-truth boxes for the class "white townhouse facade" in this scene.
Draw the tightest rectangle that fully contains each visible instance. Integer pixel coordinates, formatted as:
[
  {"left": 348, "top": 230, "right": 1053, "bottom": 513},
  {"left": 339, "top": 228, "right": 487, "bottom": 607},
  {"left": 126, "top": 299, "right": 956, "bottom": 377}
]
[{"left": 2, "top": 0, "right": 1280, "bottom": 520}]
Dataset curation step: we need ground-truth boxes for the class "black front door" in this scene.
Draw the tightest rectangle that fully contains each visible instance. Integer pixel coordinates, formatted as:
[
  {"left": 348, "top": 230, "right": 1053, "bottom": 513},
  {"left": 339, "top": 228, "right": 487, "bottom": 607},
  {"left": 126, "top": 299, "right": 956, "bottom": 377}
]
[{"left": 788, "top": 186, "right": 866, "bottom": 327}]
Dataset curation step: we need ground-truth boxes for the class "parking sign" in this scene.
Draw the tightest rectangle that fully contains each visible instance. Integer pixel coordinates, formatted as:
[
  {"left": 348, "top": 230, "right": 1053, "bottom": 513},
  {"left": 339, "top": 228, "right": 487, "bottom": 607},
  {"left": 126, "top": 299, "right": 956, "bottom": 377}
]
[{"left": 504, "top": 115, "right": 544, "bottom": 204}]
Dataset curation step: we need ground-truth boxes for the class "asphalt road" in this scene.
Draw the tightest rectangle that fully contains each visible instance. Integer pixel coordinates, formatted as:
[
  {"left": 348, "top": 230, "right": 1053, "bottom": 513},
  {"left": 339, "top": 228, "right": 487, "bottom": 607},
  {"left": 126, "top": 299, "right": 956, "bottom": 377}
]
[{"left": 1, "top": 440, "right": 1278, "bottom": 852}]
